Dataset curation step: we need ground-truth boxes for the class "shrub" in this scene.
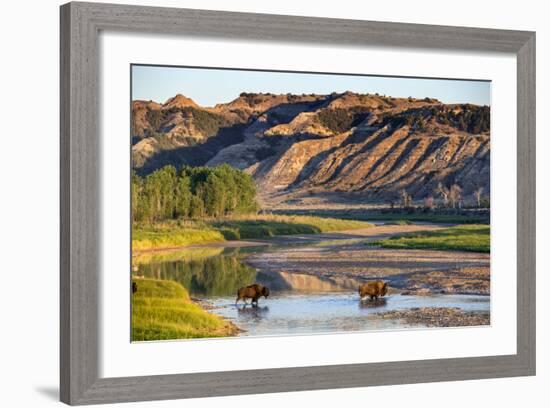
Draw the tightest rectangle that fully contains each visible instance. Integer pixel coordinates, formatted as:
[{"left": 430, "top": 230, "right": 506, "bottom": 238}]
[{"left": 317, "top": 107, "right": 369, "bottom": 133}]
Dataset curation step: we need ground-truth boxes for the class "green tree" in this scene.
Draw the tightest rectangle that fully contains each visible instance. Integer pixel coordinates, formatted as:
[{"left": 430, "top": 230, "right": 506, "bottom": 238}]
[
  {"left": 175, "top": 171, "right": 192, "bottom": 218},
  {"left": 202, "top": 173, "right": 227, "bottom": 217},
  {"left": 132, "top": 164, "right": 259, "bottom": 222},
  {"left": 189, "top": 193, "right": 205, "bottom": 218}
]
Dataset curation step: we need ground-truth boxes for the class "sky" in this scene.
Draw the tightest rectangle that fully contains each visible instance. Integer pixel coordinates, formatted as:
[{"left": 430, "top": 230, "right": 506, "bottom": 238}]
[{"left": 131, "top": 65, "right": 491, "bottom": 107}]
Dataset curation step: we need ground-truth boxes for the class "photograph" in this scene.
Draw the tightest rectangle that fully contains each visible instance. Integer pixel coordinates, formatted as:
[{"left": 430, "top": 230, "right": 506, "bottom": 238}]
[
  {"left": 130, "top": 65, "right": 491, "bottom": 342},
  {"left": 1, "top": 0, "right": 542, "bottom": 406}
]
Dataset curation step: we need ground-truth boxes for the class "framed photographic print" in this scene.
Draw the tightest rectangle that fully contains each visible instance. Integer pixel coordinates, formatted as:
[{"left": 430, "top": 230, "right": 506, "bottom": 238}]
[{"left": 60, "top": 2, "right": 536, "bottom": 405}]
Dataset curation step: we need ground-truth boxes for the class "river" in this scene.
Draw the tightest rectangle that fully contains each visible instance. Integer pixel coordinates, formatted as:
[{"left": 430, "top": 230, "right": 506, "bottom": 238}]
[{"left": 132, "top": 224, "right": 490, "bottom": 337}]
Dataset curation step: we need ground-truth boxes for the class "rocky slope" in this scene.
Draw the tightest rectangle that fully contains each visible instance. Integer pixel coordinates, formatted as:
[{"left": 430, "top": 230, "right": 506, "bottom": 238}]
[{"left": 132, "top": 92, "right": 490, "bottom": 207}]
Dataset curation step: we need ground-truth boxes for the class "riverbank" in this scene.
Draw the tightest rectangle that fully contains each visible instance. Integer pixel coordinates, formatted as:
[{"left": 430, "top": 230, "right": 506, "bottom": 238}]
[
  {"left": 244, "top": 224, "right": 490, "bottom": 295},
  {"left": 131, "top": 223, "right": 491, "bottom": 340},
  {"left": 373, "top": 307, "right": 490, "bottom": 327},
  {"left": 134, "top": 223, "right": 490, "bottom": 296},
  {"left": 132, "top": 214, "right": 372, "bottom": 252},
  {"left": 131, "top": 278, "right": 239, "bottom": 341}
]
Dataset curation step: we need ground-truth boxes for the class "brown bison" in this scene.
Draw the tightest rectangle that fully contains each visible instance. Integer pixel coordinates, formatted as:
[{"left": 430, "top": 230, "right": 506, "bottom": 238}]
[
  {"left": 236, "top": 283, "right": 270, "bottom": 305},
  {"left": 359, "top": 281, "right": 388, "bottom": 300},
  {"left": 132, "top": 281, "right": 138, "bottom": 294}
]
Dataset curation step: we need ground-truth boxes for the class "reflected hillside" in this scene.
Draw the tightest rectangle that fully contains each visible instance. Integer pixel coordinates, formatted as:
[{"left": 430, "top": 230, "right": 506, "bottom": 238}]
[{"left": 258, "top": 270, "right": 363, "bottom": 292}]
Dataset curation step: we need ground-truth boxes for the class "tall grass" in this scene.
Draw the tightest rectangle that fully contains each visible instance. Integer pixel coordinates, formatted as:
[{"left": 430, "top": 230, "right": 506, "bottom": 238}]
[
  {"left": 369, "top": 224, "right": 490, "bottom": 253},
  {"left": 133, "top": 215, "right": 372, "bottom": 251},
  {"left": 131, "top": 279, "right": 238, "bottom": 341},
  {"left": 213, "top": 214, "right": 371, "bottom": 239},
  {"left": 132, "top": 224, "right": 225, "bottom": 251}
]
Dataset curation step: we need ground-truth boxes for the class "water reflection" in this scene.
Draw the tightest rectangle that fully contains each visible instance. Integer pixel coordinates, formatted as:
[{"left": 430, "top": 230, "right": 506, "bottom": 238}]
[
  {"left": 237, "top": 305, "right": 270, "bottom": 324},
  {"left": 262, "top": 271, "right": 362, "bottom": 292},
  {"left": 358, "top": 298, "right": 388, "bottom": 308},
  {"left": 134, "top": 247, "right": 257, "bottom": 296},
  {"left": 133, "top": 246, "right": 363, "bottom": 296},
  {"left": 134, "top": 245, "right": 490, "bottom": 337}
]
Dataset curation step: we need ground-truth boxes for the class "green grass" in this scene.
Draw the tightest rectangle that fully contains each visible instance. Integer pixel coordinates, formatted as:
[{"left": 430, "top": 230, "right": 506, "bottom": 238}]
[
  {"left": 213, "top": 215, "right": 371, "bottom": 239},
  {"left": 362, "top": 213, "right": 488, "bottom": 224},
  {"left": 131, "top": 278, "right": 237, "bottom": 341},
  {"left": 274, "top": 210, "right": 489, "bottom": 224},
  {"left": 132, "top": 224, "right": 225, "bottom": 251},
  {"left": 284, "top": 215, "right": 371, "bottom": 232},
  {"left": 133, "top": 215, "right": 372, "bottom": 251},
  {"left": 369, "top": 224, "right": 490, "bottom": 253}
]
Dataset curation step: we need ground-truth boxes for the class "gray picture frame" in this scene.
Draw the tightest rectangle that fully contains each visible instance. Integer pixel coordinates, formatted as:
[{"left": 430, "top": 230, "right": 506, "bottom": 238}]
[{"left": 60, "top": 1, "right": 536, "bottom": 405}]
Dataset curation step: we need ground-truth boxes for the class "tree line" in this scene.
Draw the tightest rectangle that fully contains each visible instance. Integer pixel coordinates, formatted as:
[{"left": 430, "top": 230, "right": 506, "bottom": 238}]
[
  {"left": 132, "top": 164, "right": 259, "bottom": 223},
  {"left": 378, "top": 104, "right": 490, "bottom": 134},
  {"left": 434, "top": 105, "right": 490, "bottom": 134},
  {"left": 395, "top": 182, "right": 489, "bottom": 211}
]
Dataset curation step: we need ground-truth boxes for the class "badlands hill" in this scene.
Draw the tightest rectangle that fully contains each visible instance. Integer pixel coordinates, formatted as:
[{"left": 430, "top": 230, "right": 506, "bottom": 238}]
[{"left": 132, "top": 91, "right": 490, "bottom": 207}]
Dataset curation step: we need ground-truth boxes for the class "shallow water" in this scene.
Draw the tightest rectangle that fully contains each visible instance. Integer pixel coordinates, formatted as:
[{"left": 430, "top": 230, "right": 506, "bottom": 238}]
[
  {"left": 133, "top": 239, "right": 489, "bottom": 337},
  {"left": 207, "top": 292, "right": 489, "bottom": 336}
]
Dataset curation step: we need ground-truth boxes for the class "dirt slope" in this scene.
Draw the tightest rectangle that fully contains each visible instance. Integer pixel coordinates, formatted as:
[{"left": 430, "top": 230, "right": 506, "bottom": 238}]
[{"left": 132, "top": 92, "right": 490, "bottom": 206}]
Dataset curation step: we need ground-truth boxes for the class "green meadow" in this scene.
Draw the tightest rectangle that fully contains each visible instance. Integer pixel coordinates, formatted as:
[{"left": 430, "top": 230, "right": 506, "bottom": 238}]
[{"left": 369, "top": 224, "right": 490, "bottom": 253}]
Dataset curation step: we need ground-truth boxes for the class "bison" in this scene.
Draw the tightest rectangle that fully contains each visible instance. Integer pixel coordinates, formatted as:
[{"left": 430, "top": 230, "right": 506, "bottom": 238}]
[
  {"left": 236, "top": 283, "right": 270, "bottom": 305},
  {"left": 358, "top": 281, "right": 388, "bottom": 301}
]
